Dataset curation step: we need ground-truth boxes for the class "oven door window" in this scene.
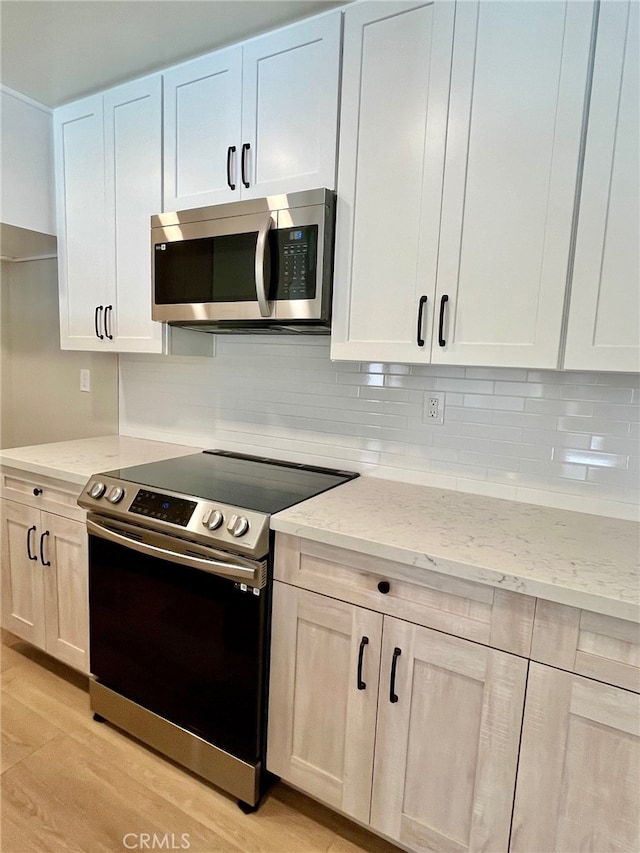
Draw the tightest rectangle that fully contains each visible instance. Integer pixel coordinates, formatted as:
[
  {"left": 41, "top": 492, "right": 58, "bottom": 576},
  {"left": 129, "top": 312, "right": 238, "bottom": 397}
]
[
  {"left": 89, "top": 535, "right": 269, "bottom": 764},
  {"left": 154, "top": 231, "right": 260, "bottom": 304}
]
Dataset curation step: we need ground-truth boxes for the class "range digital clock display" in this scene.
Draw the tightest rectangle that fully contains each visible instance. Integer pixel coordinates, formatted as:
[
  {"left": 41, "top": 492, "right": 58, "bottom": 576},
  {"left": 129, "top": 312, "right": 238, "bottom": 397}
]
[{"left": 129, "top": 489, "right": 197, "bottom": 527}]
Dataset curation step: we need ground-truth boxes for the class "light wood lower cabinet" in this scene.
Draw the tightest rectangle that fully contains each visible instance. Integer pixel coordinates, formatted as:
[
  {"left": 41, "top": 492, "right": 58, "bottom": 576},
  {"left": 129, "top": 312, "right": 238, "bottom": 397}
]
[
  {"left": 1, "top": 498, "right": 88, "bottom": 673},
  {"left": 511, "top": 663, "right": 640, "bottom": 852},
  {"left": 267, "top": 581, "right": 527, "bottom": 851}
]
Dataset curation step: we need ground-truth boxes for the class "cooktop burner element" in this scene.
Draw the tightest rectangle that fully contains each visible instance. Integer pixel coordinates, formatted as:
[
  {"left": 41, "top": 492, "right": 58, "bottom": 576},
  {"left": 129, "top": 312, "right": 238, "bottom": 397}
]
[{"left": 78, "top": 450, "right": 358, "bottom": 558}]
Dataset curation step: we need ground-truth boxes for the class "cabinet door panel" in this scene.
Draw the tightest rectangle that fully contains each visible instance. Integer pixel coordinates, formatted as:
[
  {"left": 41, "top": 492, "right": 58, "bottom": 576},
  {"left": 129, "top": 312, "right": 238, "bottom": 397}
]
[
  {"left": 267, "top": 583, "right": 382, "bottom": 823},
  {"left": 371, "top": 619, "right": 527, "bottom": 853},
  {"left": 41, "top": 513, "right": 89, "bottom": 673},
  {"left": 163, "top": 48, "right": 242, "bottom": 211},
  {"left": 564, "top": 0, "right": 640, "bottom": 372},
  {"left": 432, "top": 0, "right": 594, "bottom": 368},
  {"left": 331, "top": 0, "right": 454, "bottom": 363},
  {"left": 54, "top": 95, "right": 109, "bottom": 350},
  {"left": 104, "top": 76, "right": 163, "bottom": 353},
  {"left": 0, "top": 501, "right": 45, "bottom": 648},
  {"left": 511, "top": 663, "right": 640, "bottom": 852},
  {"left": 241, "top": 13, "right": 341, "bottom": 199}
]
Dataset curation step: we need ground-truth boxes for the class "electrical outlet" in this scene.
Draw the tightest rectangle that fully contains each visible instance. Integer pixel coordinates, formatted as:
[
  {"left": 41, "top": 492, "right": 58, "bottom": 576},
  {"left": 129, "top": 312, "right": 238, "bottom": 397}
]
[
  {"left": 80, "top": 369, "right": 91, "bottom": 393},
  {"left": 423, "top": 391, "right": 445, "bottom": 425}
]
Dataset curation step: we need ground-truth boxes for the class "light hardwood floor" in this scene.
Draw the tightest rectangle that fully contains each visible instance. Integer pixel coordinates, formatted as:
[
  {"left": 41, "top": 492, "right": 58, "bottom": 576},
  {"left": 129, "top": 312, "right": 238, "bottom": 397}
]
[{"left": 1, "top": 633, "right": 399, "bottom": 853}]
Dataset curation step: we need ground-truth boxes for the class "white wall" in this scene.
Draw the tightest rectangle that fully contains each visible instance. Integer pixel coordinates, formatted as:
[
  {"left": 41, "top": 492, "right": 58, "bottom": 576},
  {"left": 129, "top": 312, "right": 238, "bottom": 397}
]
[
  {"left": 119, "top": 337, "right": 640, "bottom": 521},
  {"left": 1, "top": 259, "right": 119, "bottom": 448}
]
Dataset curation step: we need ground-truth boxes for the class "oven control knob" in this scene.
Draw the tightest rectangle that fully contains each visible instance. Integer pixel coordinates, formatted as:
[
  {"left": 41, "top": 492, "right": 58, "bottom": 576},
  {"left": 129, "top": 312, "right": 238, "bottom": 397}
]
[
  {"left": 230, "top": 516, "right": 250, "bottom": 538},
  {"left": 89, "top": 481, "right": 106, "bottom": 499},
  {"left": 106, "top": 486, "right": 125, "bottom": 504},
  {"left": 207, "top": 510, "right": 224, "bottom": 531}
]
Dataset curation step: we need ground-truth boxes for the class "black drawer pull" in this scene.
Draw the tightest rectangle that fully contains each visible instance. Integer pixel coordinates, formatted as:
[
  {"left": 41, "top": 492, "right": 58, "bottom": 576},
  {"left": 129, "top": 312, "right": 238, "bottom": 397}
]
[
  {"left": 390, "top": 647, "right": 401, "bottom": 703},
  {"left": 416, "top": 295, "right": 428, "bottom": 347},
  {"left": 104, "top": 305, "right": 113, "bottom": 340},
  {"left": 378, "top": 581, "right": 390, "bottom": 594},
  {"left": 27, "top": 526, "right": 38, "bottom": 561},
  {"left": 438, "top": 294, "right": 449, "bottom": 347},
  {"left": 40, "top": 530, "right": 51, "bottom": 567},
  {"left": 227, "top": 145, "right": 236, "bottom": 190},
  {"left": 357, "top": 636, "right": 369, "bottom": 690},
  {"left": 241, "top": 142, "right": 250, "bottom": 188},
  {"left": 33, "top": 488, "right": 43, "bottom": 496}
]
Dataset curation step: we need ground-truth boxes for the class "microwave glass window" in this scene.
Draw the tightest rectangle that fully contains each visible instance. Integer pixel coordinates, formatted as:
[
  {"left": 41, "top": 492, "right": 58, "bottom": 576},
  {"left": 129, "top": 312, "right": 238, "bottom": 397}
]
[
  {"left": 154, "top": 238, "right": 214, "bottom": 304},
  {"left": 212, "top": 232, "right": 263, "bottom": 302},
  {"left": 270, "top": 225, "right": 318, "bottom": 300}
]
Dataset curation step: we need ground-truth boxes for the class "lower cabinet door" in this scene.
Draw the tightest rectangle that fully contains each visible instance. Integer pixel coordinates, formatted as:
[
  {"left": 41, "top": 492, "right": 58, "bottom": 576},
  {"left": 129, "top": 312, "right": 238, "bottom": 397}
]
[
  {"left": 0, "top": 500, "right": 46, "bottom": 649},
  {"left": 267, "top": 582, "right": 383, "bottom": 823},
  {"left": 371, "top": 618, "right": 527, "bottom": 853},
  {"left": 511, "top": 663, "right": 640, "bottom": 852},
  {"left": 41, "top": 512, "right": 89, "bottom": 673}
]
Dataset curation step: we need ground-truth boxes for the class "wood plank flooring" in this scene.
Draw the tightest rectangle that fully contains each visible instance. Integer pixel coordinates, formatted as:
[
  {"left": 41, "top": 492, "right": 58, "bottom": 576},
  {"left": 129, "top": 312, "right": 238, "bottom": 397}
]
[{"left": 1, "top": 634, "right": 399, "bottom": 853}]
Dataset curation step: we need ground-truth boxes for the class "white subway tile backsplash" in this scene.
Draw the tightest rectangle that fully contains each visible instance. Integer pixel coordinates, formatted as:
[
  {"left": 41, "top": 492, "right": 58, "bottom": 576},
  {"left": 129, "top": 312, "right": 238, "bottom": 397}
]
[{"left": 119, "top": 338, "right": 640, "bottom": 520}]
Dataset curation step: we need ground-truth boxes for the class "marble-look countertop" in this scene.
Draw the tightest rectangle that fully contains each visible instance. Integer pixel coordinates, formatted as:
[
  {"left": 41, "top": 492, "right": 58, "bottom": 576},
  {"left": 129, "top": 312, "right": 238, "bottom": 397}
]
[
  {"left": 0, "top": 435, "right": 201, "bottom": 487},
  {"left": 271, "top": 477, "right": 640, "bottom": 623}
]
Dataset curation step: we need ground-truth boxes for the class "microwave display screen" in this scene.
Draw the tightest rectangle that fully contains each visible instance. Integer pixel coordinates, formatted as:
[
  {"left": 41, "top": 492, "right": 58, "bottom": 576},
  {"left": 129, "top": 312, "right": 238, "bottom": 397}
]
[{"left": 270, "top": 224, "right": 318, "bottom": 301}]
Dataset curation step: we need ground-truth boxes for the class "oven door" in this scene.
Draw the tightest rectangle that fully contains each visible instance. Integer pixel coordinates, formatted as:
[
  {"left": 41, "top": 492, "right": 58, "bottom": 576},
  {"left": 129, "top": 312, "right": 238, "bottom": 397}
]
[{"left": 87, "top": 515, "right": 270, "bottom": 765}]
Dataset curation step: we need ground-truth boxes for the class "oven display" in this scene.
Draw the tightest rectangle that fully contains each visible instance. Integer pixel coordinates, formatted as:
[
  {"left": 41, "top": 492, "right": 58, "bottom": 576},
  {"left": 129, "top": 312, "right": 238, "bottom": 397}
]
[{"left": 129, "top": 489, "right": 197, "bottom": 526}]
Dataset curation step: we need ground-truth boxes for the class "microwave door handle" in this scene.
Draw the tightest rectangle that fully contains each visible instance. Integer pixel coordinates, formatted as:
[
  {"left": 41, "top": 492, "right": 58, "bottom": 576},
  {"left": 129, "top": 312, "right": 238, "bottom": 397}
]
[{"left": 255, "top": 214, "right": 273, "bottom": 318}]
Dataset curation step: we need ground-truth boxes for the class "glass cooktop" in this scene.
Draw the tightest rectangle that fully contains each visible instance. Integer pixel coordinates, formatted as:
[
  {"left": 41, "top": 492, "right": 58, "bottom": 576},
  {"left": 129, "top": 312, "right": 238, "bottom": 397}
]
[{"left": 103, "top": 450, "right": 358, "bottom": 515}]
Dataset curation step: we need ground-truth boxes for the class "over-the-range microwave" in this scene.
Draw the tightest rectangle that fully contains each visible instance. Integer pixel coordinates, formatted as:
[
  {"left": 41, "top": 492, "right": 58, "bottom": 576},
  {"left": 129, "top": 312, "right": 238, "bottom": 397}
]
[{"left": 151, "top": 188, "right": 335, "bottom": 333}]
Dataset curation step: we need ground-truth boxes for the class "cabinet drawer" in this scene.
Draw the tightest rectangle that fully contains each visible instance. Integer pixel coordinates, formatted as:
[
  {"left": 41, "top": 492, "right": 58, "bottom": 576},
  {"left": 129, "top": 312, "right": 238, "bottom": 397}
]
[
  {"left": 1, "top": 467, "right": 84, "bottom": 522},
  {"left": 275, "top": 534, "right": 534, "bottom": 657},
  {"left": 531, "top": 599, "right": 640, "bottom": 692}
]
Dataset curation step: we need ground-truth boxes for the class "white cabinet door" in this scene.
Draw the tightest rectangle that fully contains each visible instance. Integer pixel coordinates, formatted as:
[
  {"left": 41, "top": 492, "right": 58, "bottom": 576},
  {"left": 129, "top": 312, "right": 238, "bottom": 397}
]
[
  {"left": 0, "top": 501, "right": 46, "bottom": 648},
  {"left": 163, "top": 48, "right": 243, "bottom": 211},
  {"left": 104, "top": 77, "right": 163, "bottom": 353},
  {"left": 54, "top": 94, "right": 109, "bottom": 350},
  {"left": 371, "top": 618, "right": 527, "bottom": 853},
  {"left": 432, "top": 0, "right": 595, "bottom": 368},
  {"left": 241, "top": 12, "right": 341, "bottom": 199},
  {"left": 41, "top": 512, "right": 89, "bottom": 674},
  {"left": 564, "top": 0, "right": 640, "bottom": 373},
  {"left": 511, "top": 663, "right": 640, "bottom": 852},
  {"left": 331, "top": 0, "right": 454, "bottom": 363},
  {"left": 267, "top": 583, "right": 382, "bottom": 823}
]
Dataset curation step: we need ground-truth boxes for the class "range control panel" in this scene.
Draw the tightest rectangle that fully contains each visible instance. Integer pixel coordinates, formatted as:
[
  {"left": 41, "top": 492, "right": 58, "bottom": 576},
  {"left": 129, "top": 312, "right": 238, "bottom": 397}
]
[{"left": 77, "top": 476, "right": 270, "bottom": 557}]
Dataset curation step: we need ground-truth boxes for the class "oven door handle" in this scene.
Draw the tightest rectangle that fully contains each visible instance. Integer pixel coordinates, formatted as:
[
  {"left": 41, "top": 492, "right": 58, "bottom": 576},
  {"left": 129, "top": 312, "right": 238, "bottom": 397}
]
[{"left": 86, "top": 518, "right": 264, "bottom": 586}]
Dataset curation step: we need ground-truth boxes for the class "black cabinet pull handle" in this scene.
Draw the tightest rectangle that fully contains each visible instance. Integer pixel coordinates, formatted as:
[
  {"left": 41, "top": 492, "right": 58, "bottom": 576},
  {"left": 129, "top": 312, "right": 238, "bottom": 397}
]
[
  {"left": 357, "top": 636, "right": 369, "bottom": 690},
  {"left": 377, "top": 581, "right": 390, "bottom": 594},
  {"left": 33, "top": 488, "right": 43, "bottom": 496},
  {"left": 416, "top": 295, "right": 428, "bottom": 347},
  {"left": 27, "top": 525, "right": 38, "bottom": 561},
  {"left": 39, "top": 530, "right": 51, "bottom": 567},
  {"left": 226, "top": 145, "right": 236, "bottom": 190},
  {"left": 95, "top": 305, "right": 104, "bottom": 340},
  {"left": 438, "top": 294, "right": 449, "bottom": 347},
  {"left": 390, "top": 647, "right": 401, "bottom": 703},
  {"left": 241, "top": 143, "right": 250, "bottom": 188},
  {"left": 104, "top": 305, "right": 113, "bottom": 340}
]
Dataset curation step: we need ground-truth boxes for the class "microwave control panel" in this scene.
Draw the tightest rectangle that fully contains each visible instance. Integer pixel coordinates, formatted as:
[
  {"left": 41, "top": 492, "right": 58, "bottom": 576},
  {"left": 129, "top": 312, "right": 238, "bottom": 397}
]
[{"left": 273, "top": 225, "right": 317, "bottom": 300}]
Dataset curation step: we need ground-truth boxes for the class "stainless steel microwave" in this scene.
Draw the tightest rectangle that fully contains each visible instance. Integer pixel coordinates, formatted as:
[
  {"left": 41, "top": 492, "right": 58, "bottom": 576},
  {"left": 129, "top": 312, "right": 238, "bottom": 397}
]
[{"left": 151, "top": 188, "right": 335, "bottom": 333}]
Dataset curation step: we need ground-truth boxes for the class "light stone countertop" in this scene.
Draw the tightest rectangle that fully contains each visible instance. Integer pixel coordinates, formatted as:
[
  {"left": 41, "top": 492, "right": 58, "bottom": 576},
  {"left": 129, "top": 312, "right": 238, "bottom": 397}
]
[
  {"left": 271, "top": 477, "right": 640, "bottom": 623},
  {"left": 0, "top": 435, "right": 201, "bottom": 487}
]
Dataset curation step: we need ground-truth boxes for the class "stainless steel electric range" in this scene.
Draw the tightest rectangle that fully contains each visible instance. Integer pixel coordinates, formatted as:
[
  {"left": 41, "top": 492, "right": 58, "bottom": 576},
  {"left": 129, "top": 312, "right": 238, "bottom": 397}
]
[{"left": 78, "top": 450, "right": 358, "bottom": 809}]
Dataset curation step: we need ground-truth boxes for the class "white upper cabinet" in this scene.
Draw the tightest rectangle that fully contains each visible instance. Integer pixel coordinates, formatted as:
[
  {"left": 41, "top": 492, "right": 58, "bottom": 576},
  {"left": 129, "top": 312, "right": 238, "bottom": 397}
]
[
  {"left": 55, "top": 78, "right": 164, "bottom": 353},
  {"left": 103, "top": 77, "right": 163, "bottom": 352},
  {"left": 331, "top": 0, "right": 453, "bottom": 364},
  {"left": 163, "top": 12, "right": 341, "bottom": 212},
  {"left": 332, "top": 0, "right": 595, "bottom": 369},
  {"left": 563, "top": 0, "right": 640, "bottom": 373}
]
